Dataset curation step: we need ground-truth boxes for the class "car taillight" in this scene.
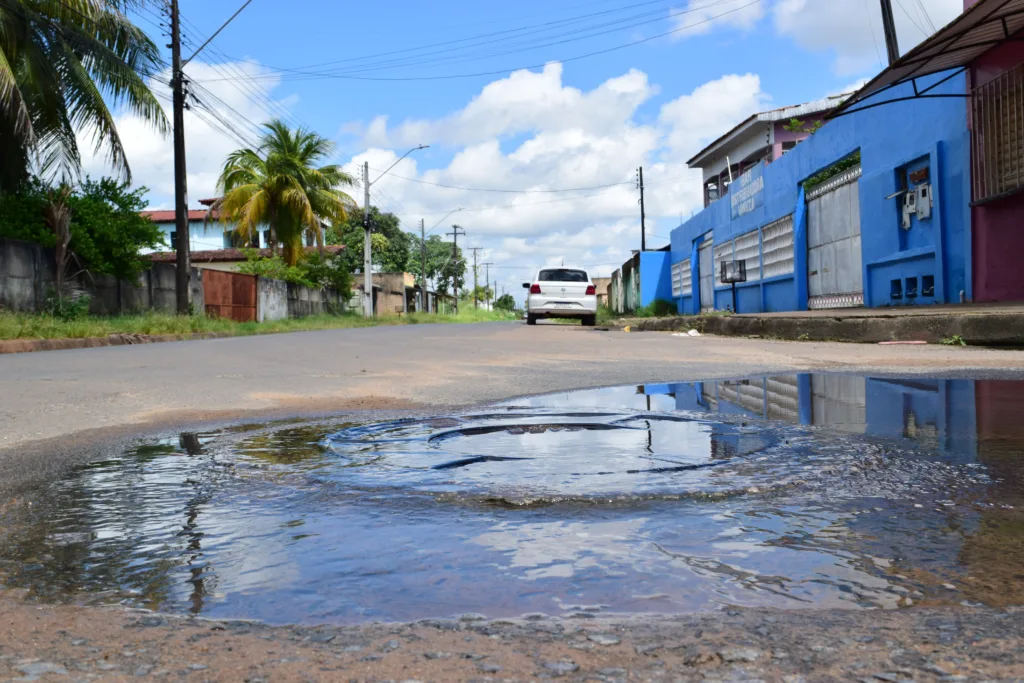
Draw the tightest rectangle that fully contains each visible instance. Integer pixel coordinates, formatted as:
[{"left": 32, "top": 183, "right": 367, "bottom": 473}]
[
  {"left": 585, "top": 285, "right": 596, "bottom": 295},
  {"left": 529, "top": 284, "right": 542, "bottom": 294}
]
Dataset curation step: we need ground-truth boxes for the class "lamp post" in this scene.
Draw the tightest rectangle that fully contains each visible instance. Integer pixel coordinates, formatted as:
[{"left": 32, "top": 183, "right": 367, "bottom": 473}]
[{"left": 362, "top": 144, "right": 429, "bottom": 317}]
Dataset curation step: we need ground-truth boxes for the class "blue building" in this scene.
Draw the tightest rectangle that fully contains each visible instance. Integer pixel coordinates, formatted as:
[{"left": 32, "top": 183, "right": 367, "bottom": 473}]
[{"left": 666, "top": 73, "right": 971, "bottom": 314}]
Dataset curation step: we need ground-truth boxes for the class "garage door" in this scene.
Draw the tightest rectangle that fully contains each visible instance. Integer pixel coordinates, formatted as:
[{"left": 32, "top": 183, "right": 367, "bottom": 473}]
[{"left": 807, "top": 166, "right": 863, "bottom": 310}]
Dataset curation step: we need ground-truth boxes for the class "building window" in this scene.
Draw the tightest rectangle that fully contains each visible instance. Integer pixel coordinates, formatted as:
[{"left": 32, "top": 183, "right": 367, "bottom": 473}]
[
  {"left": 971, "top": 61, "right": 1024, "bottom": 203},
  {"left": 781, "top": 141, "right": 798, "bottom": 155},
  {"left": 262, "top": 229, "right": 271, "bottom": 248},
  {"left": 169, "top": 231, "right": 178, "bottom": 250}
]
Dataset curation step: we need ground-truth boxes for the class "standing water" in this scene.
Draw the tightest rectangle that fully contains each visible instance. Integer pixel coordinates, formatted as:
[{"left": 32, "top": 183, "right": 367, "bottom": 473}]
[{"left": 0, "top": 374, "right": 1022, "bottom": 625}]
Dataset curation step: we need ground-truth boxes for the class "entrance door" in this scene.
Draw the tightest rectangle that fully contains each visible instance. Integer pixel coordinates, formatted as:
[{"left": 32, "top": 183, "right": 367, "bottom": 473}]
[
  {"left": 698, "top": 234, "right": 714, "bottom": 312},
  {"left": 807, "top": 166, "right": 863, "bottom": 309}
]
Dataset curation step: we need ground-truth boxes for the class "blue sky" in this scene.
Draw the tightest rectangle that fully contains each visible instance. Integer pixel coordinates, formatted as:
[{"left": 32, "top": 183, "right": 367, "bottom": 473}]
[{"left": 95, "top": 0, "right": 963, "bottom": 297}]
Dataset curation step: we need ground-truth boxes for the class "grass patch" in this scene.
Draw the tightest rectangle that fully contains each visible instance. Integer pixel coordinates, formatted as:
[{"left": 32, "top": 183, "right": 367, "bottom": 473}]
[{"left": 0, "top": 307, "right": 518, "bottom": 341}]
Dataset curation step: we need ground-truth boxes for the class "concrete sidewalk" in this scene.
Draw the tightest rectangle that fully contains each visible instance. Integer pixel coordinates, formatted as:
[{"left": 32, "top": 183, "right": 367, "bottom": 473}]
[{"left": 617, "top": 303, "right": 1024, "bottom": 344}]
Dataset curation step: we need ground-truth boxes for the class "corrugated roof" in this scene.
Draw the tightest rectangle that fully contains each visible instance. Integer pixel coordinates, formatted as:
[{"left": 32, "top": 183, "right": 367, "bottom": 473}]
[
  {"left": 833, "top": 0, "right": 1024, "bottom": 115},
  {"left": 146, "top": 244, "right": 345, "bottom": 263},
  {"left": 687, "top": 96, "right": 848, "bottom": 168},
  {"left": 141, "top": 209, "right": 219, "bottom": 223}
]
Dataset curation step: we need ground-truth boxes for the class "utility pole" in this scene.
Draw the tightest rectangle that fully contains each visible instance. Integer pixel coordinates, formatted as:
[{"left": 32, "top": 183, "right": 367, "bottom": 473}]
[
  {"left": 482, "top": 262, "right": 494, "bottom": 310},
  {"left": 170, "top": 0, "right": 191, "bottom": 314},
  {"left": 420, "top": 218, "right": 427, "bottom": 313},
  {"left": 879, "top": 0, "right": 900, "bottom": 65},
  {"left": 362, "top": 161, "right": 373, "bottom": 317},
  {"left": 447, "top": 225, "right": 465, "bottom": 313},
  {"left": 469, "top": 247, "right": 482, "bottom": 309},
  {"left": 637, "top": 166, "right": 646, "bottom": 252}
]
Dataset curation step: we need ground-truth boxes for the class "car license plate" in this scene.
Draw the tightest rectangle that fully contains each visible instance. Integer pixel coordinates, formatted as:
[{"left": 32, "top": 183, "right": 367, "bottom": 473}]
[{"left": 552, "top": 303, "right": 574, "bottom": 309}]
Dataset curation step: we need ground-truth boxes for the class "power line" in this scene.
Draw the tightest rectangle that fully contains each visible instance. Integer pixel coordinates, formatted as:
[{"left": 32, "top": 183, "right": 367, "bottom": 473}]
[
  {"left": 371, "top": 170, "right": 635, "bottom": 194},
  {"left": 200, "top": 0, "right": 765, "bottom": 83},
  {"left": 197, "top": 0, "right": 708, "bottom": 78},
  {"left": 893, "top": 0, "right": 928, "bottom": 37}
]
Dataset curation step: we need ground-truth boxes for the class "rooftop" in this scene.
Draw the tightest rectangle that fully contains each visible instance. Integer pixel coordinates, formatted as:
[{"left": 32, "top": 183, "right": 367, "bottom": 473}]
[
  {"left": 146, "top": 244, "right": 345, "bottom": 263},
  {"left": 687, "top": 96, "right": 850, "bottom": 169},
  {"left": 141, "top": 208, "right": 221, "bottom": 223}
]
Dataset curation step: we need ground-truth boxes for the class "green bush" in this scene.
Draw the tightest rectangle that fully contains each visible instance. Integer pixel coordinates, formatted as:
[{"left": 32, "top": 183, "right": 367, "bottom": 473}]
[
  {"left": 0, "top": 177, "right": 166, "bottom": 279},
  {"left": 236, "top": 248, "right": 353, "bottom": 296},
  {"left": 634, "top": 299, "right": 677, "bottom": 317}
]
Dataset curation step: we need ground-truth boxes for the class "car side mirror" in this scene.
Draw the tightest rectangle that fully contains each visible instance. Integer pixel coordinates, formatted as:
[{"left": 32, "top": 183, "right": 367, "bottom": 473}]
[{"left": 522, "top": 283, "right": 530, "bottom": 289}]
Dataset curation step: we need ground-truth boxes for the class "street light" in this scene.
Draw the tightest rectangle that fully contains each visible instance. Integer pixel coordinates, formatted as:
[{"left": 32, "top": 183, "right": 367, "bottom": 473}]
[{"left": 362, "top": 144, "right": 429, "bottom": 317}]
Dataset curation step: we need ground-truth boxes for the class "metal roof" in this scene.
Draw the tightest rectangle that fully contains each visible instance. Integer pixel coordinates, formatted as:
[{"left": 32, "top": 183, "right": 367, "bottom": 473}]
[
  {"left": 833, "top": 0, "right": 1024, "bottom": 115},
  {"left": 687, "top": 97, "right": 848, "bottom": 168}
]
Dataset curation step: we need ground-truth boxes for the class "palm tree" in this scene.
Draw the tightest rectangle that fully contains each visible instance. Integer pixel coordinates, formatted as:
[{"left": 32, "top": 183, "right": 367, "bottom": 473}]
[
  {"left": 215, "top": 120, "right": 356, "bottom": 266},
  {"left": 0, "top": 0, "right": 168, "bottom": 191}
]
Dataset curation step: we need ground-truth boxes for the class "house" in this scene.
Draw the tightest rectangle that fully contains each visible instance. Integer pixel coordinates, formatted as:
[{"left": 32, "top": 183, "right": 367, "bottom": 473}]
[
  {"left": 609, "top": 247, "right": 672, "bottom": 314},
  {"left": 834, "top": 0, "right": 1024, "bottom": 305},
  {"left": 591, "top": 277, "right": 612, "bottom": 308},
  {"left": 353, "top": 272, "right": 456, "bottom": 316},
  {"left": 140, "top": 198, "right": 309, "bottom": 253},
  {"left": 147, "top": 245, "right": 346, "bottom": 272},
  {"left": 690, "top": 98, "right": 845, "bottom": 208},
  {"left": 666, "top": 5, "right": 980, "bottom": 315}
]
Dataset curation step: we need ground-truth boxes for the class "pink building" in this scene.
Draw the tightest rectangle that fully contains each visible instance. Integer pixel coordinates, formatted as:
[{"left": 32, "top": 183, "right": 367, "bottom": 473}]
[
  {"left": 687, "top": 98, "right": 847, "bottom": 208},
  {"left": 964, "top": 0, "right": 1024, "bottom": 302}
]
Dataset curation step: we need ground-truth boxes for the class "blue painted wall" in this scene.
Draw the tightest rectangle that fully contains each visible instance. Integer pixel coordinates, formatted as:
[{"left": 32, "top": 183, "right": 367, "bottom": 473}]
[
  {"left": 669, "top": 74, "right": 970, "bottom": 312},
  {"left": 639, "top": 251, "right": 672, "bottom": 307}
]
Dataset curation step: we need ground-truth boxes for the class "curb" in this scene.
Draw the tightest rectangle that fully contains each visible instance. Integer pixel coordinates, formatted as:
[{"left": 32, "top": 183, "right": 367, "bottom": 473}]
[
  {"left": 0, "top": 332, "right": 235, "bottom": 355},
  {"left": 612, "top": 312, "right": 1024, "bottom": 345}
]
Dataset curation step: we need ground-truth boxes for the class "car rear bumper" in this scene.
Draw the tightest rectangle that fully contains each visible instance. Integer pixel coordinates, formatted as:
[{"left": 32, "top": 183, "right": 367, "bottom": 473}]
[{"left": 527, "top": 296, "right": 597, "bottom": 317}]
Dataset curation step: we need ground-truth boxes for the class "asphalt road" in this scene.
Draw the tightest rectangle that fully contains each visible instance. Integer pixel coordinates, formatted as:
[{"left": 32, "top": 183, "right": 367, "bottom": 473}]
[{"left": 4, "top": 320, "right": 1024, "bottom": 458}]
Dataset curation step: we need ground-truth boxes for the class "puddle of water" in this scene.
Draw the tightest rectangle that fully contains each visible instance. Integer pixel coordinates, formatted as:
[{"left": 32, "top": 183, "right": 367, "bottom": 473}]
[{"left": 1, "top": 374, "right": 1022, "bottom": 625}]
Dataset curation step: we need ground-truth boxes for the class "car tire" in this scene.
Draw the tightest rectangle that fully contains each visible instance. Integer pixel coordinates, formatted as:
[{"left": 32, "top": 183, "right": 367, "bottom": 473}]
[
  {"left": 582, "top": 315, "right": 596, "bottom": 327},
  {"left": 527, "top": 313, "right": 537, "bottom": 325}
]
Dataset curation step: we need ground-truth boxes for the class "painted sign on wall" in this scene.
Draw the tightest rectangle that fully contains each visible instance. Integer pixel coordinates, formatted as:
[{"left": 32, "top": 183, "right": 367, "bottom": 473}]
[{"left": 730, "top": 163, "right": 765, "bottom": 219}]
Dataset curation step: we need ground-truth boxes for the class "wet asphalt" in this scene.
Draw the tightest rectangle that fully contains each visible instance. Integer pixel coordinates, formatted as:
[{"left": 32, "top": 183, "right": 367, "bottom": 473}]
[{"left": 4, "top": 320, "right": 1024, "bottom": 494}]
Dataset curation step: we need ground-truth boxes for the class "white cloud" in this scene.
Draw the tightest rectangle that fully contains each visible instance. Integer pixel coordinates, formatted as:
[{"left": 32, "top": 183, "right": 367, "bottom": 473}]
[
  {"left": 772, "top": 0, "right": 963, "bottom": 75},
  {"left": 670, "top": 0, "right": 767, "bottom": 38},
  {"left": 368, "top": 63, "right": 657, "bottom": 148},
  {"left": 343, "top": 66, "right": 765, "bottom": 298}
]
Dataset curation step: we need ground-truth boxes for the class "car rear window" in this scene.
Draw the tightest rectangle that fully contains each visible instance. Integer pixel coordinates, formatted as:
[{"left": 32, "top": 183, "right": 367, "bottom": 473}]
[{"left": 538, "top": 269, "right": 588, "bottom": 283}]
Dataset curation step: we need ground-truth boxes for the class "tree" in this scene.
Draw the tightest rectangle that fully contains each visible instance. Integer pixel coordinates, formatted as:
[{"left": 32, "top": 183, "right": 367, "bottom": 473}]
[
  {"left": 494, "top": 293, "right": 516, "bottom": 311},
  {"left": 328, "top": 206, "right": 408, "bottom": 273},
  {"left": 0, "top": 176, "right": 165, "bottom": 278},
  {"left": 0, "top": 0, "right": 168, "bottom": 192},
  {"left": 216, "top": 120, "right": 356, "bottom": 266}
]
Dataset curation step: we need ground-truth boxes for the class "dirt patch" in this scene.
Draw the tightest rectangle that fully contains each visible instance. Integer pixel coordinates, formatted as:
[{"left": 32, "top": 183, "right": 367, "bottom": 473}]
[{"left": 0, "top": 591, "right": 1021, "bottom": 681}]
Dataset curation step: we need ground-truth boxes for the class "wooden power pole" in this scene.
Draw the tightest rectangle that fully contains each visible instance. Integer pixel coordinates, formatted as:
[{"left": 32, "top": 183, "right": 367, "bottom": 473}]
[
  {"left": 880, "top": 0, "right": 900, "bottom": 65},
  {"left": 170, "top": 0, "right": 191, "bottom": 314}
]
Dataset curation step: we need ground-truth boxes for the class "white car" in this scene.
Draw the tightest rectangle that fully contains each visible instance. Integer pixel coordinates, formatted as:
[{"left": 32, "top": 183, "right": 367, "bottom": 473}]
[{"left": 523, "top": 268, "right": 598, "bottom": 326}]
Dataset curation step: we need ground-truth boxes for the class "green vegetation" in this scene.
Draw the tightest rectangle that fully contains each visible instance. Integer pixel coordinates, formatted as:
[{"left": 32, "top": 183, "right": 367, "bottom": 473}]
[
  {"left": 0, "top": 308, "right": 518, "bottom": 342},
  {"left": 783, "top": 117, "right": 824, "bottom": 135},
  {"left": 215, "top": 120, "right": 357, "bottom": 266},
  {"left": 236, "top": 248, "right": 353, "bottom": 294},
  {"left": 0, "top": 177, "right": 166, "bottom": 278},
  {"left": 328, "top": 210, "right": 467, "bottom": 295},
  {"left": 0, "top": 0, "right": 166, "bottom": 191},
  {"left": 804, "top": 150, "right": 862, "bottom": 192},
  {"left": 941, "top": 334, "right": 967, "bottom": 347},
  {"left": 494, "top": 293, "right": 516, "bottom": 311},
  {"left": 633, "top": 299, "right": 678, "bottom": 317}
]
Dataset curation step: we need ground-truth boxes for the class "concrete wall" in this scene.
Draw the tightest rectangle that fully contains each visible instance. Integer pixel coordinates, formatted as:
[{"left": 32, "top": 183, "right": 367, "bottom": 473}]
[
  {"left": 257, "top": 277, "right": 288, "bottom": 322},
  {"left": 671, "top": 74, "right": 971, "bottom": 313},
  {"left": 286, "top": 283, "right": 344, "bottom": 318},
  {"left": 0, "top": 238, "right": 53, "bottom": 312}
]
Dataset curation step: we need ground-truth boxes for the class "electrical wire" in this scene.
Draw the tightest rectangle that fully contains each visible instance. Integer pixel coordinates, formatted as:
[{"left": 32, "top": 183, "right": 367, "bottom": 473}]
[
  {"left": 371, "top": 170, "right": 635, "bottom": 194},
  {"left": 200, "top": 0, "right": 765, "bottom": 83},
  {"left": 893, "top": 0, "right": 928, "bottom": 38},
  {"left": 198, "top": 0, "right": 708, "bottom": 78}
]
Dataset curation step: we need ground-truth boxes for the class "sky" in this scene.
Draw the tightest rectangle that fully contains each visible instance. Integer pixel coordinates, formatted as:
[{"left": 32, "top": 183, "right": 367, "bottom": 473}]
[{"left": 82, "top": 0, "right": 964, "bottom": 300}]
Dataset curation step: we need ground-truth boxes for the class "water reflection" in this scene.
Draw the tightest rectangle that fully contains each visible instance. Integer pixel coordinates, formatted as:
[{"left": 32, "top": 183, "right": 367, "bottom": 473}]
[{"left": 0, "top": 374, "right": 1021, "bottom": 624}]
